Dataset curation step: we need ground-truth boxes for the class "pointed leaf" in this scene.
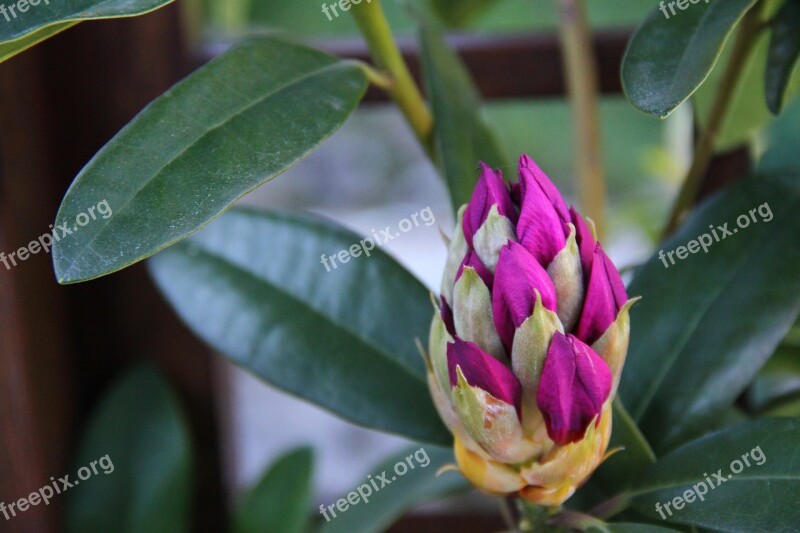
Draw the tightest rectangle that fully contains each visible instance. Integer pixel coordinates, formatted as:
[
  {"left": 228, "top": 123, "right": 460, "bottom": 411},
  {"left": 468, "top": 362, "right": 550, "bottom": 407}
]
[
  {"left": 54, "top": 36, "right": 367, "bottom": 283},
  {"left": 0, "top": 0, "right": 173, "bottom": 52},
  {"left": 628, "top": 418, "right": 800, "bottom": 531},
  {"left": 148, "top": 207, "right": 450, "bottom": 444},
  {"left": 622, "top": 0, "right": 756, "bottom": 117},
  {"left": 620, "top": 171, "right": 800, "bottom": 454},
  {"left": 65, "top": 365, "right": 192, "bottom": 533},
  {"left": 234, "top": 448, "right": 313, "bottom": 533}
]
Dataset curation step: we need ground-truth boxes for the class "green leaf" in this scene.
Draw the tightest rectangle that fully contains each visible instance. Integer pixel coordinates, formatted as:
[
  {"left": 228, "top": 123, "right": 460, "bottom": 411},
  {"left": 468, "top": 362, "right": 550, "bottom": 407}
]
[
  {"left": 318, "top": 446, "right": 469, "bottom": 533},
  {"left": 65, "top": 365, "right": 192, "bottom": 533},
  {"left": 0, "top": 21, "right": 75, "bottom": 63},
  {"left": 419, "top": 16, "right": 507, "bottom": 211},
  {"left": 745, "top": 344, "right": 800, "bottom": 412},
  {"left": 234, "top": 447, "right": 314, "bottom": 533},
  {"left": 0, "top": 0, "right": 172, "bottom": 50},
  {"left": 586, "top": 399, "right": 657, "bottom": 498},
  {"left": 622, "top": 0, "right": 756, "bottom": 118},
  {"left": 148, "top": 207, "right": 450, "bottom": 445},
  {"left": 628, "top": 418, "right": 800, "bottom": 531},
  {"left": 53, "top": 36, "right": 368, "bottom": 284},
  {"left": 428, "top": 0, "right": 503, "bottom": 27},
  {"left": 766, "top": 0, "right": 800, "bottom": 113},
  {"left": 620, "top": 171, "right": 800, "bottom": 454}
]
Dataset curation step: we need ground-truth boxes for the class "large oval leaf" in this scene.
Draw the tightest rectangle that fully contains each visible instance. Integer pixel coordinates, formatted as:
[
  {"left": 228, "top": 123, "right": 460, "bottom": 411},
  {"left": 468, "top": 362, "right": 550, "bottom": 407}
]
[
  {"left": 627, "top": 418, "right": 800, "bottom": 531},
  {"left": 622, "top": 0, "right": 756, "bottom": 118},
  {"left": 148, "top": 207, "right": 450, "bottom": 445},
  {"left": 53, "top": 36, "right": 367, "bottom": 284},
  {"left": 0, "top": 0, "right": 172, "bottom": 54},
  {"left": 620, "top": 171, "right": 800, "bottom": 454},
  {"left": 65, "top": 365, "right": 193, "bottom": 533},
  {"left": 319, "top": 446, "right": 469, "bottom": 533},
  {"left": 419, "top": 17, "right": 507, "bottom": 211},
  {"left": 234, "top": 447, "right": 314, "bottom": 533}
]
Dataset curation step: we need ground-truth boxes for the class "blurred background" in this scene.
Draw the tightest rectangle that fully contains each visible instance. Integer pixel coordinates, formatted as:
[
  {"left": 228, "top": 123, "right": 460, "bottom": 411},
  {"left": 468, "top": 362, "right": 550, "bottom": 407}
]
[{"left": 1, "top": 0, "right": 778, "bottom": 530}]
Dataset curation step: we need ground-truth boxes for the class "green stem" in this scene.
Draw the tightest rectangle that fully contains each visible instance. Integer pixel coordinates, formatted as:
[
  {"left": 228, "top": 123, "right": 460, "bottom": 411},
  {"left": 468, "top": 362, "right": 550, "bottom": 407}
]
[
  {"left": 351, "top": 0, "right": 433, "bottom": 153},
  {"left": 663, "top": 3, "right": 766, "bottom": 237},
  {"left": 557, "top": 0, "right": 607, "bottom": 240}
]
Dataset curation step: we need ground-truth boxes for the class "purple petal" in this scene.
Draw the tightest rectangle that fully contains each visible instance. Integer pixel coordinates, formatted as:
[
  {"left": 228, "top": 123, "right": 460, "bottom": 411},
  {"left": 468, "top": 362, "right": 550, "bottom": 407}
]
[
  {"left": 492, "top": 242, "right": 557, "bottom": 350},
  {"left": 517, "top": 156, "right": 569, "bottom": 266},
  {"left": 574, "top": 244, "right": 628, "bottom": 344},
  {"left": 536, "top": 333, "right": 612, "bottom": 445},
  {"left": 463, "top": 163, "right": 516, "bottom": 247},
  {"left": 440, "top": 296, "right": 455, "bottom": 336},
  {"left": 570, "top": 206, "right": 596, "bottom": 276},
  {"left": 456, "top": 251, "right": 494, "bottom": 289},
  {"left": 518, "top": 154, "right": 570, "bottom": 220},
  {"left": 448, "top": 337, "right": 522, "bottom": 413}
]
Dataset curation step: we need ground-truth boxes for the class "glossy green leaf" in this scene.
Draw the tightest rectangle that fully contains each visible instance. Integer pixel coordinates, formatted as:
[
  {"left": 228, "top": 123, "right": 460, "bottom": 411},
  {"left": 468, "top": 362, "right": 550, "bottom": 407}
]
[
  {"left": 0, "top": 21, "right": 75, "bottom": 63},
  {"left": 318, "top": 446, "right": 469, "bottom": 533},
  {"left": 628, "top": 418, "right": 800, "bottom": 531},
  {"left": 586, "top": 399, "right": 657, "bottom": 498},
  {"left": 419, "top": 17, "right": 507, "bottom": 211},
  {"left": 66, "top": 365, "right": 192, "bottom": 533},
  {"left": 0, "top": 0, "right": 172, "bottom": 49},
  {"left": 745, "top": 343, "right": 800, "bottom": 412},
  {"left": 622, "top": 0, "right": 756, "bottom": 118},
  {"left": 766, "top": 0, "right": 800, "bottom": 113},
  {"left": 428, "top": 0, "right": 503, "bottom": 27},
  {"left": 148, "top": 207, "right": 450, "bottom": 445},
  {"left": 234, "top": 447, "right": 313, "bottom": 533},
  {"left": 53, "top": 36, "right": 368, "bottom": 284},
  {"left": 620, "top": 171, "right": 800, "bottom": 454}
]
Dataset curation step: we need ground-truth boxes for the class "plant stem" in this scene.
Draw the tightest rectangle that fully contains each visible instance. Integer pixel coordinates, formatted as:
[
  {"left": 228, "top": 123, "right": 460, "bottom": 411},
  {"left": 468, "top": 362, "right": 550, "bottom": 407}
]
[
  {"left": 663, "top": 3, "right": 765, "bottom": 237},
  {"left": 557, "top": 0, "right": 607, "bottom": 240},
  {"left": 351, "top": 0, "right": 433, "bottom": 153}
]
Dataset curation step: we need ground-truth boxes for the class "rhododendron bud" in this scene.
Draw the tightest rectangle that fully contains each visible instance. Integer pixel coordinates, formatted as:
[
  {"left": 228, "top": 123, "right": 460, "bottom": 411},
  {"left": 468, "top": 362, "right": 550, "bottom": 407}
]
[{"left": 425, "top": 153, "right": 637, "bottom": 507}]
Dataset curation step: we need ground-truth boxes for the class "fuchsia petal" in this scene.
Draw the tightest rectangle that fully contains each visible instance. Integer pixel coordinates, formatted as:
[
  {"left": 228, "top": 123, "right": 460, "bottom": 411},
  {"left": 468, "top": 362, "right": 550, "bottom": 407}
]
[
  {"left": 517, "top": 156, "right": 568, "bottom": 266},
  {"left": 463, "top": 163, "right": 516, "bottom": 247},
  {"left": 448, "top": 338, "right": 522, "bottom": 412},
  {"left": 536, "top": 333, "right": 612, "bottom": 445},
  {"left": 492, "top": 242, "right": 557, "bottom": 350},
  {"left": 440, "top": 296, "right": 455, "bottom": 336},
  {"left": 456, "top": 251, "right": 494, "bottom": 289},
  {"left": 570, "top": 206, "right": 596, "bottom": 276},
  {"left": 518, "top": 155, "right": 570, "bottom": 219},
  {"left": 575, "top": 244, "right": 628, "bottom": 344}
]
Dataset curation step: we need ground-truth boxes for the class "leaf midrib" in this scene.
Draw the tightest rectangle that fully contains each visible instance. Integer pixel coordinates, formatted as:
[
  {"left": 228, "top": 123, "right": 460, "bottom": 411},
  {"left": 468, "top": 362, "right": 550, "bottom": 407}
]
[
  {"left": 173, "top": 234, "right": 429, "bottom": 391},
  {"left": 631, "top": 188, "right": 800, "bottom": 422},
  {"left": 58, "top": 59, "right": 354, "bottom": 279}
]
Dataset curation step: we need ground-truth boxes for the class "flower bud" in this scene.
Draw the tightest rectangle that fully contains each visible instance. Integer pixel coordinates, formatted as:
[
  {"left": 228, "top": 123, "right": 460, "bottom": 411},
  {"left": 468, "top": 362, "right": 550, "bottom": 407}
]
[{"left": 427, "top": 154, "right": 636, "bottom": 507}]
